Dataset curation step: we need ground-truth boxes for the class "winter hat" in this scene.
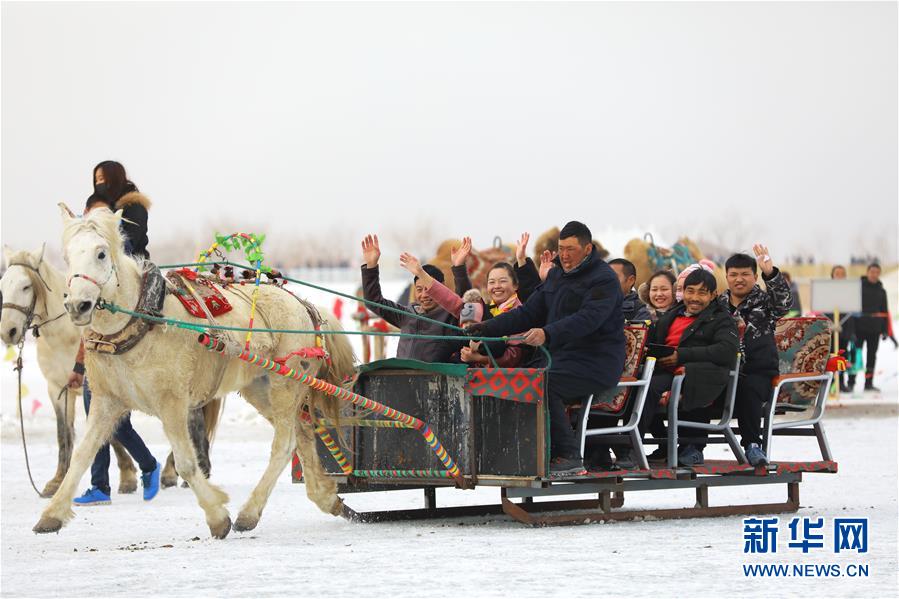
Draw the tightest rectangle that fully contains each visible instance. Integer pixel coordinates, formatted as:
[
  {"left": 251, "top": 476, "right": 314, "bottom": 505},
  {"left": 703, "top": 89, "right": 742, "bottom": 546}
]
[
  {"left": 675, "top": 260, "right": 716, "bottom": 302},
  {"left": 462, "top": 288, "right": 483, "bottom": 304},
  {"left": 459, "top": 302, "right": 485, "bottom": 326}
]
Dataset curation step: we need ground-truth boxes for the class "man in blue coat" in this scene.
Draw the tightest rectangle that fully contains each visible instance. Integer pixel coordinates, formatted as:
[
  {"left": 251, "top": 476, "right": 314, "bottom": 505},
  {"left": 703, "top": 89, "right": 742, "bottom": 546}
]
[{"left": 467, "top": 221, "right": 625, "bottom": 475}]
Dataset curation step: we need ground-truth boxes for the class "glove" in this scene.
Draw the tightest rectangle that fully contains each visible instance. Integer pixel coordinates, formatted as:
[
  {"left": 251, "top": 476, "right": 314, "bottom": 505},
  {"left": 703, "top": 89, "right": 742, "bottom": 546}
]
[
  {"left": 891, "top": 335, "right": 898, "bottom": 350},
  {"left": 463, "top": 322, "right": 486, "bottom": 338}
]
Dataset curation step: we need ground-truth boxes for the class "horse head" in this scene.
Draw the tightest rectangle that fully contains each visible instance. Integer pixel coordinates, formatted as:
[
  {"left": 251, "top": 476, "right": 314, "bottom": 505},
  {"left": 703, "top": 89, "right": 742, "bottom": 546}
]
[
  {"left": 59, "top": 203, "right": 127, "bottom": 327},
  {"left": 1, "top": 244, "right": 46, "bottom": 345}
]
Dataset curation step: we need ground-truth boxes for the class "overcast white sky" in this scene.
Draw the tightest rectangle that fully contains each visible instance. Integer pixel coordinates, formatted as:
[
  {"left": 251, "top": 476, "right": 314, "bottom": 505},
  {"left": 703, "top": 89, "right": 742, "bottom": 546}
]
[{"left": 2, "top": 1, "right": 897, "bottom": 264}]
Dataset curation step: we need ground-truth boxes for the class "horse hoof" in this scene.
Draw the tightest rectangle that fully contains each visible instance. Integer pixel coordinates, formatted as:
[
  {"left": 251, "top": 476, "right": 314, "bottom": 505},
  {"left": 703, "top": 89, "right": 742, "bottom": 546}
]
[
  {"left": 329, "top": 497, "right": 345, "bottom": 516},
  {"left": 118, "top": 480, "right": 138, "bottom": 494},
  {"left": 232, "top": 514, "right": 259, "bottom": 532},
  {"left": 209, "top": 516, "right": 232, "bottom": 539},
  {"left": 160, "top": 475, "right": 178, "bottom": 489},
  {"left": 33, "top": 516, "right": 63, "bottom": 534}
]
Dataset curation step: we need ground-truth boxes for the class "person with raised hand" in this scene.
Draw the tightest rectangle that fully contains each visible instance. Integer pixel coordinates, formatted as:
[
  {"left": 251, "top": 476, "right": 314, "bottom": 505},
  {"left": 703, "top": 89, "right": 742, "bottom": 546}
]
[
  {"left": 719, "top": 243, "right": 793, "bottom": 468},
  {"left": 360, "top": 234, "right": 461, "bottom": 363},
  {"left": 400, "top": 251, "right": 526, "bottom": 367},
  {"left": 448, "top": 233, "right": 544, "bottom": 306}
]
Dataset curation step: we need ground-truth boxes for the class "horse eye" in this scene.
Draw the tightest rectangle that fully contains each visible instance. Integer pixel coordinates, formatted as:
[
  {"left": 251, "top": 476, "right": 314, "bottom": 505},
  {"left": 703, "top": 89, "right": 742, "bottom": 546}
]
[
  {"left": 98, "top": 251, "right": 107, "bottom": 260},
  {"left": 23, "top": 285, "right": 30, "bottom": 291}
]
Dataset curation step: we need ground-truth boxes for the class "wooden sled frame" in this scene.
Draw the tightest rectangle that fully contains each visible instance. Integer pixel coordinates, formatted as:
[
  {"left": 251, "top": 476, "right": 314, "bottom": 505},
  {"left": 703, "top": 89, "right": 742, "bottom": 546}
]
[
  {"left": 293, "top": 322, "right": 840, "bottom": 526},
  {"left": 337, "top": 464, "right": 823, "bottom": 526}
]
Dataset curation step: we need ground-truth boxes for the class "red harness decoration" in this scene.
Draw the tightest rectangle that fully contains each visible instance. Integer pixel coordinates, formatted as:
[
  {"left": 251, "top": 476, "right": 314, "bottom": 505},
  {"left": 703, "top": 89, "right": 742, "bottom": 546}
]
[
  {"left": 167, "top": 268, "right": 233, "bottom": 319},
  {"left": 274, "top": 347, "right": 330, "bottom": 365}
]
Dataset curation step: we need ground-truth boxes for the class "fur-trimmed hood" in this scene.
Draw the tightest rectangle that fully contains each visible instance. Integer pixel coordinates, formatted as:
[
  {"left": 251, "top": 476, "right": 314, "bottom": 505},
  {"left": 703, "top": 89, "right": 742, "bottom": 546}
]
[{"left": 115, "top": 191, "right": 152, "bottom": 211}]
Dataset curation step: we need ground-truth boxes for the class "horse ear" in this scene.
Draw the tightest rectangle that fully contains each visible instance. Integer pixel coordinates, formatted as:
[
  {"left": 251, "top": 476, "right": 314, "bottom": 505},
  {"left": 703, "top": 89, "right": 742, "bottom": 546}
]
[
  {"left": 58, "top": 203, "right": 76, "bottom": 221},
  {"left": 31, "top": 243, "right": 46, "bottom": 265},
  {"left": 114, "top": 209, "right": 124, "bottom": 222},
  {"left": 2, "top": 244, "right": 12, "bottom": 267}
]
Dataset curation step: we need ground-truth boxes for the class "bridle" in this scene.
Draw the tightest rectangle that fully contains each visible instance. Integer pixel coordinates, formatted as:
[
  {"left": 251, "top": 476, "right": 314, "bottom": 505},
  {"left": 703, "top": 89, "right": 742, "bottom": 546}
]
[
  {"left": 67, "top": 266, "right": 118, "bottom": 291},
  {"left": 2, "top": 261, "right": 63, "bottom": 337}
]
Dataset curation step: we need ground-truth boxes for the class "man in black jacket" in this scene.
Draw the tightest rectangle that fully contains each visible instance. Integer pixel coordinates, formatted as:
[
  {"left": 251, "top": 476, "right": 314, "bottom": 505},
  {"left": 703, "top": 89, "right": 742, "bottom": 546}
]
[
  {"left": 641, "top": 268, "right": 740, "bottom": 466},
  {"left": 719, "top": 246, "right": 792, "bottom": 467},
  {"left": 849, "top": 263, "right": 892, "bottom": 392},
  {"left": 467, "top": 221, "right": 625, "bottom": 476},
  {"left": 609, "top": 258, "right": 652, "bottom": 322}
]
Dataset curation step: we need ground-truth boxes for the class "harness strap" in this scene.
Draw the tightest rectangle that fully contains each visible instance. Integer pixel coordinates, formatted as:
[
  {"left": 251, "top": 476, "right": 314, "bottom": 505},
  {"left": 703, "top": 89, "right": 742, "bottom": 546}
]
[
  {"left": 83, "top": 266, "right": 165, "bottom": 355},
  {"left": 7, "top": 261, "right": 53, "bottom": 293},
  {"left": 67, "top": 273, "right": 105, "bottom": 289}
]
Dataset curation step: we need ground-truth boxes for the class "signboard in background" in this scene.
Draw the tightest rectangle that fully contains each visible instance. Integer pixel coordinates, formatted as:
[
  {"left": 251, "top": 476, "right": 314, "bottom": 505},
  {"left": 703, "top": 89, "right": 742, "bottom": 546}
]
[{"left": 810, "top": 279, "right": 862, "bottom": 313}]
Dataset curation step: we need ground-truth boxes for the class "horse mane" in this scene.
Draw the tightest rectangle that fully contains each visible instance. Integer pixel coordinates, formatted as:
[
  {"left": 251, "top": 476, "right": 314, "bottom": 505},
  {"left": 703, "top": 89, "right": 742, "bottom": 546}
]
[{"left": 62, "top": 207, "right": 148, "bottom": 276}]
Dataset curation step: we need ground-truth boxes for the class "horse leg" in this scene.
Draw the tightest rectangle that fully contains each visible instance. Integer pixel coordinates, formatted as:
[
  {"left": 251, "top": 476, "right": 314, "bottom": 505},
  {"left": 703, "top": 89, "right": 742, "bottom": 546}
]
[
  {"left": 161, "top": 451, "right": 178, "bottom": 488},
  {"left": 233, "top": 413, "right": 297, "bottom": 532},
  {"left": 158, "top": 406, "right": 231, "bottom": 539},
  {"left": 235, "top": 382, "right": 339, "bottom": 531},
  {"left": 41, "top": 386, "right": 72, "bottom": 497},
  {"left": 112, "top": 440, "right": 138, "bottom": 494},
  {"left": 189, "top": 406, "right": 211, "bottom": 478},
  {"left": 34, "top": 397, "right": 126, "bottom": 533},
  {"left": 292, "top": 410, "right": 343, "bottom": 518},
  {"left": 177, "top": 407, "right": 210, "bottom": 488}
]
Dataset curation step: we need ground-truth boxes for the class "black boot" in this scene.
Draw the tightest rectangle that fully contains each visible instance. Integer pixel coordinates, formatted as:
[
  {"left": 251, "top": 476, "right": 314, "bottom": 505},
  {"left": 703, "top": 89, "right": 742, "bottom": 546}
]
[
  {"left": 584, "top": 445, "right": 614, "bottom": 471},
  {"left": 614, "top": 448, "right": 638, "bottom": 470}
]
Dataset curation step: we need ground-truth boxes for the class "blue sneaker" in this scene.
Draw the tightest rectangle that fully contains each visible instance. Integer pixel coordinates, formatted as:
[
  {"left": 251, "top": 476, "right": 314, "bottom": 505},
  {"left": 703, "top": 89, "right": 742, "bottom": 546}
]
[
  {"left": 73, "top": 487, "right": 111, "bottom": 506},
  {"left": 142, "top": 461, "right": 161, "bottom": 501},
  {"left": 677, "top": 445, "right": 704, "bottom": 467},
  {"left": 746, "top": 443, "right": 769, "bottom": 467}
]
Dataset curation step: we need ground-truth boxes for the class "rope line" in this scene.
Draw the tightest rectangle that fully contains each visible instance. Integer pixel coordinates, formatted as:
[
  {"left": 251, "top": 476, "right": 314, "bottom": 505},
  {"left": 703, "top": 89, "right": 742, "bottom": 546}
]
[{"left": 156, "top": 259, "right": 552, "bottom": 368}]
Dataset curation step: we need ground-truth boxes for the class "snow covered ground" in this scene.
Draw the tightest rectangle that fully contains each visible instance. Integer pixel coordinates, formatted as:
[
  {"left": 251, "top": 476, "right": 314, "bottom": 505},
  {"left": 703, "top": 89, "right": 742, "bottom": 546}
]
[{"left": 1, "top": 288, "right": 896, "bottom": 598}]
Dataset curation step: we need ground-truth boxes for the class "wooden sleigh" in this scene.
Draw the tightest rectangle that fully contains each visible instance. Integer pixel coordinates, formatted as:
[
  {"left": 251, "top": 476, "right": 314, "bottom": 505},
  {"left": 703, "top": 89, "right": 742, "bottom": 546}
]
[{"left": 290, "top": 318, "right": 838, "bottom": 526}]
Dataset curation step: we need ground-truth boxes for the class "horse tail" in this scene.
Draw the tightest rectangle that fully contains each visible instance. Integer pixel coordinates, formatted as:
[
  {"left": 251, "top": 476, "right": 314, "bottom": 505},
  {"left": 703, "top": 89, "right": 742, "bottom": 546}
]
[
  {"left": 322, "top": 312, "right": 357, "bottom": 388},
  {"left": 305, "top": 310, "right": 357, "bottom": 450},
  {"left": 203, "top": 397, "right": 225, "bottom": 447}
]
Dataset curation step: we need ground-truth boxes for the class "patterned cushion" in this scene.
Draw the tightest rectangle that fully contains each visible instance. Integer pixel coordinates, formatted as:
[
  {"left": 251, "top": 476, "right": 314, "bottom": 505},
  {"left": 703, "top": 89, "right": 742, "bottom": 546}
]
[
  {"left": 591, "top": 323, "right": 649, "bottom": 413},
  {"left": 775, "top": 317, "right": 832, "bottom": 406}
]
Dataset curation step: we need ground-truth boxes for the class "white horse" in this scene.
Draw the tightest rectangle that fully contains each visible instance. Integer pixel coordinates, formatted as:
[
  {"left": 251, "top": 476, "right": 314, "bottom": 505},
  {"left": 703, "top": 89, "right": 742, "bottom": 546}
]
[
  {"left": 1, "top": 245, "right": 138, "bottom": 496},
  {"left": 35, "top": 205, "right": 355, "bottom": 538}
]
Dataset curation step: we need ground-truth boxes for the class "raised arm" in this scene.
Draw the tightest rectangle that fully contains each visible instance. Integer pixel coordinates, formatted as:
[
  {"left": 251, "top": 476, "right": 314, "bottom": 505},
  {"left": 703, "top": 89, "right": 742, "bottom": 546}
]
[
  {"left": 360, "top": 234, "right": 410, "bottom": 329},
  {"left": 451, "top": 237, "right": 473, "bottom": 296},
  {"left": 754, "top": 244, "right": 792, "bottom": 318},
  {"left": 400, "top": 252, "right": 465, "bottom": 318},
  {"left": 514, "top": 258, "right": 542, "bottom": 303}
]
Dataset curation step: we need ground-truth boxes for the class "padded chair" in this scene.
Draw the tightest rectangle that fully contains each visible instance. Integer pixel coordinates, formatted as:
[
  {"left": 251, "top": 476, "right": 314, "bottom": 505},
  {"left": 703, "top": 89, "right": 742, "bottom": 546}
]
[
  {"left": 762, "top": 317, "right": 834, "bottom": 461},
  {"left": 574, "top": 323, "right": 655, "bottom": 470},
  {"left": 662, "top": 354, "right": 745, "bottom": 469}
]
